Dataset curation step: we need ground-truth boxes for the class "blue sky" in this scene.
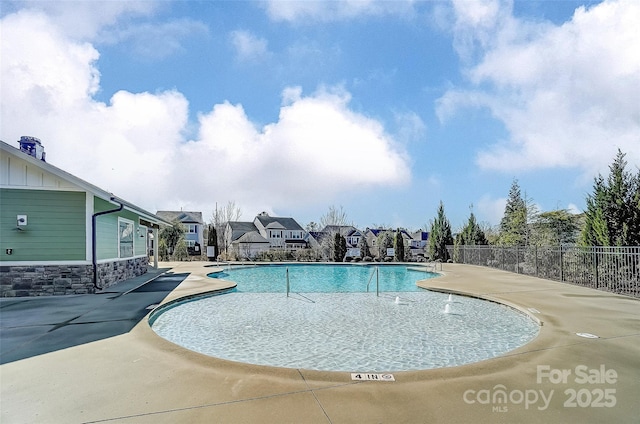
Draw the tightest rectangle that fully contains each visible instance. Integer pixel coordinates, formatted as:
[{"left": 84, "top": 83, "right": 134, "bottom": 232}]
[{"left": 1, "top": 0, "right": 638, "bottom": 231}]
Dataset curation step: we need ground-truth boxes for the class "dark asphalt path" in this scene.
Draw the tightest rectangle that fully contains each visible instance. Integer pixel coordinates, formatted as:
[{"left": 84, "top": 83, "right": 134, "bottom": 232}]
[{"left": 0, "top": 270, "right": 187, "bottom": 364}]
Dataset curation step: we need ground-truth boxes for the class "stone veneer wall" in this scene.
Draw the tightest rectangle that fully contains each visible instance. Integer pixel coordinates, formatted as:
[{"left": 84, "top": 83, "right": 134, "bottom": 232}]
[
  {"left": 0, "top": 257, "right": 148, "bottom": 297},
  {"left": 96, "top": 257, "right": 148, "bottom": 290}
]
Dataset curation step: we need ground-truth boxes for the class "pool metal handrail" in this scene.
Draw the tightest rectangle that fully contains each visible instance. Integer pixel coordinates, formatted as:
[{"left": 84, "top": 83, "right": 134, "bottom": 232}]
[
  {"left": 366, "top": 266, "right": 380, "bottom": 296},
  {"left": 286, "top": 267, "right": 290, "bottom": 297}
]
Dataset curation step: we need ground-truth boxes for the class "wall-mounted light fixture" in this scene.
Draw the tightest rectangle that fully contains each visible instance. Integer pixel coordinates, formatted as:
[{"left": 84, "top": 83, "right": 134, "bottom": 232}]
[{"left": 13, "top": 215, "right": 28, "bottom": 231}]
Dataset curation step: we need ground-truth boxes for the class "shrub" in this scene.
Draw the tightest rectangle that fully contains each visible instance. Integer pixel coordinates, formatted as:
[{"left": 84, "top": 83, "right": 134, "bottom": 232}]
[
  {"left": 158, "top": 238, "right": 169, "bottom": 261},
  {"left": 173, "top": 239, "right": 189, "bottom": 261}
]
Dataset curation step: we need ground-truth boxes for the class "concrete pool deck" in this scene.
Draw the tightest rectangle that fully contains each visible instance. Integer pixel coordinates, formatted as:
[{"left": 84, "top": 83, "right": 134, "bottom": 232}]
[{"left": 1, "top": 262, "right": 638, "bottom": 423}]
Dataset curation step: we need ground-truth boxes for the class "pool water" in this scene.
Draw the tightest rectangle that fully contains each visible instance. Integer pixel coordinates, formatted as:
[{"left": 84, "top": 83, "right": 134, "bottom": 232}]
[
  {"left": 209, "top": 264, "right": 438, "bottom": 292},
  {"left": 150, "top": 264, "right": 540, "bottom": 372}
]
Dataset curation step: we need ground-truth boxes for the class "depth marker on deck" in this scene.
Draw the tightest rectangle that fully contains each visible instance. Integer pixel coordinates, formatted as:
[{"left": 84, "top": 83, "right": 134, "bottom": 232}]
[{"left": 351, "top": 373, "right": 395, "bottom": 382}]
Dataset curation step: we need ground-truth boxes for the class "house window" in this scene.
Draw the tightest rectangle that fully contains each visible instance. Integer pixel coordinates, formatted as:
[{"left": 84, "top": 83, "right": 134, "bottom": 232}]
[
  {"left": 186, "top": 224, "right": 197, "bottom": 234},
  {"left": 186, "top": 240, "right": 196, "bottom": 248},
  {"left": 118, "top": 218, "right": 134, "bottom": 258}
]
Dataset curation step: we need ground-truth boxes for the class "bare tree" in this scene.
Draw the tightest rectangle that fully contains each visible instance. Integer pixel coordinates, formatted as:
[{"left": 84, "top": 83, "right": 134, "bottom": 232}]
[
  {"left": 524, "top": 192, "right": 540, "bottom": 246},
  {"left": 479, "top": 221, "right": 500, "bottom": 245},
  {"left": 240, "top": 241, "right": 253, "bottom": 261},
  {"left": 318, "top": 205, "right": 352, "bottom": 260},
  {"left": 320, "top": 205, "right": 351, "bottom": 229},
  {"left": 211, "top": 201, "right": 243, "bottom": 256}
]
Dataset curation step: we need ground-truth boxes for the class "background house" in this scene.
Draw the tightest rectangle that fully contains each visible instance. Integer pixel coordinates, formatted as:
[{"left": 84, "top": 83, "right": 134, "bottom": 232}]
[
  {"left": 364, "top": 227, "right": 418, "bottom": 259},
  {"left": 314, "top": 225, "right": 364, "bottom": 258},
  {"left": 253, "top": 212, "right": 307, "bottom": 250},
  {"left": 410, "top": 230, "right": 429, "bottom": 259},
  {"left": 156, "top": 211, "right": 204, "bottom": 256},
  {"left": 225, "top": 212, "right": 307, "bottom": 259},
  {"left": 0, "top": 138, "right": 168, "bottom": 296},
  {"left": 364, "top": 228, "right": 386, "bottom": 257},
  {"left": 224, "top": 221, "right": 270, "bottom": 259}
]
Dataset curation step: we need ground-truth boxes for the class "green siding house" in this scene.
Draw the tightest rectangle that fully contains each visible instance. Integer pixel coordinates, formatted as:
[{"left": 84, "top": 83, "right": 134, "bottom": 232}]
[{"left": 0, "top": 139, "right": 168, "bottom": 296}]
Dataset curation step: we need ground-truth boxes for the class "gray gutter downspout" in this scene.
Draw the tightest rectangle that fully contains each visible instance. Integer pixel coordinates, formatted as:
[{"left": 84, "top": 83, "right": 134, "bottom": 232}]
[{"left": 92, "top": 198, "right": 123, "bottom": 291}]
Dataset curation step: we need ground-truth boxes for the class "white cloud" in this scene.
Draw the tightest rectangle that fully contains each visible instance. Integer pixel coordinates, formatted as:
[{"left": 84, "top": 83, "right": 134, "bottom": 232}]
[
  {"left": 281, "top": 86, "right": 303, "bottom": 106},
  {"left": 171, "top": 87, "right": 411, "bottom": 211},
  {"left": 263, "top": 0, "right": 415, "bottom": 23},
  {"left": 5, "top": 0, "right": 156, "bottom": 40},
  {"left": 449, "top": 0, "right": 510, "bottom": 59},
  {"left": 567, "top": 203, "right": 582, "bottom": 215},
  {"left": 284, "top": 39, "right": 343, "bottom": 76},
  {"left": 0, "top": 9, "right": 189, "bottom": 206},
  {"left": 437, "top": 0, "right": 640, "bottom": 177},
  {"left": 1, "top": 10, "right": 410, "bottom": 217},
  {"left": 476, "top": 194, "right": 506, "bottom": 226},
  {"left": 1, "top": 11, "right": 101, "bottom": 108},
  {"left": 451, "top": 0, "right": 502, "bottom": 28},
  {"left": 393, "top": 110, "right": 427, "bottom": 144},
  {"left": 229, "top": 30, "right": 270, "bottom": 62},
  {"left": 7, "top": 1, "right": 206, "bottom": 60},
  {"left": 101, "top": 18, "right": 209, "bottom": 60}
]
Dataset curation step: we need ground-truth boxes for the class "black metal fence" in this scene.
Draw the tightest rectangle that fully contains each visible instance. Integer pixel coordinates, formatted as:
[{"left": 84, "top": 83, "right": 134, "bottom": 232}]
[{"left": 446, "top": 245, "right": 640, "bottom": 298}]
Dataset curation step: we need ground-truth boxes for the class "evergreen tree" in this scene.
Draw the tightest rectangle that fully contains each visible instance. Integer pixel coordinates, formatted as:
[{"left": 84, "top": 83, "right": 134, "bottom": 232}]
[
  {"left": 376, "top": 231, "right": 394, "bottom": 260},
  {"left": 207, "top": 224, "right": 218, "bottom": 258},
  {"left": 531, "top": 210, "right": 580, "bottom": 246},
  {"left": 333, "top": 233, "right": 347, "bottom": 262},
  {"left": 632, "top": 182, "right": 640, "bottom": 244},
  {"left": 454, "top": 210, "right": 488, "bottom": 262},
  {"left": 394, "top": 229, "right": 406, "bottom": 262},
  {"left": 357, "top": 233, "right": 371, "bottom": 258},
  {"left": 429, "top": 201, "right": 454, "bottom": 261},
  {"left": 158, "top": 238, "right": 169, "bottom": 261},
  {"left": 581, "top": 150, "right": 640, "bottom": 246},
  {"left": 173, "top": 238, "right": 189, "bottom": 261},
  {"left": 458, "top": 210, "right": 488, "bottom": 246},
  {"left": 499, "top": 179, "right": 528, "bottom": 245},
  {"left": 159, "top": 220, "right": 185, "bottom": 256}
]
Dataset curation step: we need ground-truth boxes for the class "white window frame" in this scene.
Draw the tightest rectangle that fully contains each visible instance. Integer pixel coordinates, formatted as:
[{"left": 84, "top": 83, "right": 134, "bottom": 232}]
[{"left": 118, "top": 217, "right": 135, "bottom": 258}]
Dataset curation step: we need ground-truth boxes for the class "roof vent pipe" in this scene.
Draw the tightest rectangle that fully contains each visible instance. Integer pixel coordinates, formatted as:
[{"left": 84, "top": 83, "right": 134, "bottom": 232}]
[{"left": 18, "top": 136, "right": 46, "bottom": 161}]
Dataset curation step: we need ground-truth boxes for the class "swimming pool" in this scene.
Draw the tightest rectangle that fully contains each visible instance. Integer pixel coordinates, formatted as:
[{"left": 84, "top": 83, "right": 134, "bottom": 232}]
[
  {"left": 208, "top": 263, "right": 438, "bottom": 292},
  {"left": 150, "top": 264, "right": 540, "bottom": 372}
]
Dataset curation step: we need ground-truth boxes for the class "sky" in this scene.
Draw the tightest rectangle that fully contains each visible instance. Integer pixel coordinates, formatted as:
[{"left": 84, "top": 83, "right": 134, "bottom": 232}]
[{"left": 1, "top": 0, "right": 638, "bottom": 232}]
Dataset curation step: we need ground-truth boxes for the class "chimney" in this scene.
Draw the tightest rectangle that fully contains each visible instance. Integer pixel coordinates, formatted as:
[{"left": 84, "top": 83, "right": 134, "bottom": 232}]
[{"left": 18, "top": 136, "right": 46, "bottom": 162}]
